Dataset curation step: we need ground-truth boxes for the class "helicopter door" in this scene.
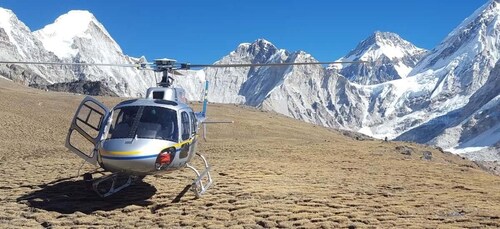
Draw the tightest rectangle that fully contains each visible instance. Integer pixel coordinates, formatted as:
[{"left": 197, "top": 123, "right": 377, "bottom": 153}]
[{"left": 65, "top": 96, "right": 110, "bottom": 166}]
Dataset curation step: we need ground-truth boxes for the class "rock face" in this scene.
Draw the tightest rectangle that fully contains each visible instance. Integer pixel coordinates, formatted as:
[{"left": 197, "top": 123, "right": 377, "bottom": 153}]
[
  {"left": 30, "top": 80, "right": 118, "bottom": 97},
  {"left": 0, "top": 1, "right": 498, "bottom": 159}
]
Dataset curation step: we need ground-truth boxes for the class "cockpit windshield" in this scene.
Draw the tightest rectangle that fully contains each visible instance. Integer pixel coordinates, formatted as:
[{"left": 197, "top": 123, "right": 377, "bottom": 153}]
[{"left": 107, "top": 106, "right": 178, "bottom": 142}]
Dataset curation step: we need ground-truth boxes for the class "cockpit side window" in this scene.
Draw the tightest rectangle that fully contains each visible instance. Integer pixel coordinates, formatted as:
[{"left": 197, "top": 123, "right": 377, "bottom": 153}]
[
  {"left": 181, "top": 111, "right": 190, "bottom": 141},
  {"left": 189, "top": 112, "right": 197, "bottom": 134},
  {"left": 157, "top": 108, "right": 178, "bottom": 142}
]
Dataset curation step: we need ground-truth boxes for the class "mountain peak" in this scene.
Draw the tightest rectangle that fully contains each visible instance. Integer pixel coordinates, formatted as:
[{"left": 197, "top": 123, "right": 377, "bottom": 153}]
[
  {"left": 54, "top": 10, "right": 97, "bottom": 26},
  {"left": 347, "top": 31, "right": 423, "bottom": 60},
  {"left": 371, "top": 31, "right": 402, "bottom": 42},
  {"left": 412, "top": 0, "right": 500, "bottom": 76},
  {"left": 250, "top": 38, "right": 277, "bottom": 51},
  {"left": 34, "top": 10, "right": 118, "bottom": 59},
  {"left": 447, "top": 0, "right": 499, "bottom": 39},
  {"left": 0, "top": 7, "right": 21, "bottom": 34},
  {"left": 254, "top": 38, "right": 273, "bottom": 45},
  {"left": 0, "top": 7, "right": 15, "bottom": 18},
  {"left": 231, "top": 39, "right": 280, "bottom": 63},
  {"left": 332, "top": 31, "right": 427, "bottom": 84}
]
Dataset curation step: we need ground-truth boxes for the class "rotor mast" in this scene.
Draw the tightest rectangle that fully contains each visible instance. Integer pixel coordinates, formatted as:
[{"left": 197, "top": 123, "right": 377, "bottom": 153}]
[{"left": 154, "top": 58, "right": 177, "bottom": 88}]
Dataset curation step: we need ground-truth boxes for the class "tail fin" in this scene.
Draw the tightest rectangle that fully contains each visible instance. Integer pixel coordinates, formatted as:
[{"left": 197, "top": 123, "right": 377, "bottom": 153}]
[{"left": 201, "top": 80, "right": 209, "bottom": 117}]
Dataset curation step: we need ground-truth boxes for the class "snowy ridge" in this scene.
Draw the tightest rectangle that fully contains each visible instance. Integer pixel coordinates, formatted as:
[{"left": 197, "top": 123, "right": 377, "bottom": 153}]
[{"left": 330, "top": 31, "right": 427, "bottom": 85}]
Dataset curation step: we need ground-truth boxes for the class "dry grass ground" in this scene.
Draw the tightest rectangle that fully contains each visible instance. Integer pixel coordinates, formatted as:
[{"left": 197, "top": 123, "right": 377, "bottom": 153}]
[{"left": 0, "top": 78, "right": 499, "bottom": 228}]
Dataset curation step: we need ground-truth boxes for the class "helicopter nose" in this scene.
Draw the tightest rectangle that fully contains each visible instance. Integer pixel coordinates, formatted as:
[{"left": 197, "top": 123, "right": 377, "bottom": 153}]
[{"left": 99, "top": 138, "right": 175, "bottom": 175}]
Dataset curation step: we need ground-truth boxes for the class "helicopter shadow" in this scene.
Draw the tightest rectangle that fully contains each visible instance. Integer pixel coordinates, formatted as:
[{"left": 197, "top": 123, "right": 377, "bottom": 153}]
[{"left": 17, "top": 175, "right": 157, "bottom": 214}]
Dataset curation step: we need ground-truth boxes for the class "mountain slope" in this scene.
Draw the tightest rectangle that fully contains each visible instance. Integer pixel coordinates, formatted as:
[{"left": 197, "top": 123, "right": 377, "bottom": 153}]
[
  {"left": 390, "top": 0, "right": 500, "bottom": 154},
  {"left": 396, "top": 60, "right": 500, "bottom": 158}
]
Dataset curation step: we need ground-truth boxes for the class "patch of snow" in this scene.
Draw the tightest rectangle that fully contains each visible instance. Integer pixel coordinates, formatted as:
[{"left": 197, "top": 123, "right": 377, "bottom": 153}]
[
  {"left": 0, "top": 8, "right": 14, "bottom": 37},
  {"left": 394, "top": 62, "right": 412, "bottom": 78},
  {"left": 358, "top": 126, "right": 374, "bottom": 136}
]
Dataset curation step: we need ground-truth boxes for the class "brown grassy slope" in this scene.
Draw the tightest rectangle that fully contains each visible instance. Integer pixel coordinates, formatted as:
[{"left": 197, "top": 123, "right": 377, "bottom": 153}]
[{"left": 0, "top": 78, "right": 499, "bottom": 228}]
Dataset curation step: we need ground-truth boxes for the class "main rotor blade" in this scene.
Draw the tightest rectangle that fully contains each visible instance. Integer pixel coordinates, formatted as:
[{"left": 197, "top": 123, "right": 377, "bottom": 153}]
[
  {"left": 172, "top": 70, "right": 186, "bottom": 76},
  {"left": 185, "top": 61, "right": 367, "bottom": 68},
  {"left": 0, "top": 61, "right": 141, "bottom": 68}
]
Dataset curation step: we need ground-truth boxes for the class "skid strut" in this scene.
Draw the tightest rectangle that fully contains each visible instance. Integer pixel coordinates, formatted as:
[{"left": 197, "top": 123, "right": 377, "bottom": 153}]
[
  {"left": 186, "top": 153, "right": 213, "bottom": 198},
  {"left": 89, "top": 173, "right": 139, "bottom": 198}
]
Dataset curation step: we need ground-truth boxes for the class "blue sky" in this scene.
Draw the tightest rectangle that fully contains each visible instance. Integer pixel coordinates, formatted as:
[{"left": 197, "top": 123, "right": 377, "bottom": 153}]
[{"left": 1, "top": 0, "right": 488, "bottom": 64}]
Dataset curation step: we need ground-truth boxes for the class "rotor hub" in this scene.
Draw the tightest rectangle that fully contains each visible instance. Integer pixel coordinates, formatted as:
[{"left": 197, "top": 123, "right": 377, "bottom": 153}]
[{"left": 154, "top": 59, "right": 177, "bottom": 88}]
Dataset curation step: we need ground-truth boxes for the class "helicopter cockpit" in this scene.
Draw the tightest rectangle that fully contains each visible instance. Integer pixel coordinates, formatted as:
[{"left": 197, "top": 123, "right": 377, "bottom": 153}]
[{"left": 107, "top": 106, "right": 178, "bottom": 142}]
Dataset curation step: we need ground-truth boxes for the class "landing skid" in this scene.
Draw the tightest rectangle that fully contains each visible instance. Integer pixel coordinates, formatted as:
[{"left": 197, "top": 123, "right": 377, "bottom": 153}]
[
  {"left": 186, "top": 153, "right": 213, "bottom": 198},
  {"left": 81, "top": 153, "right": 213, "bottom": 198},
  {"left": 84, "top": 172, "right": 141, "bottom": 198}
]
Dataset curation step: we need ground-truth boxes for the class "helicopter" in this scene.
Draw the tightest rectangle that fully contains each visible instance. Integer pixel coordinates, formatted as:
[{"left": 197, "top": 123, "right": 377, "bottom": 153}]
[{"left": 0, "top": 58, "right": 366, "bottom": 198}]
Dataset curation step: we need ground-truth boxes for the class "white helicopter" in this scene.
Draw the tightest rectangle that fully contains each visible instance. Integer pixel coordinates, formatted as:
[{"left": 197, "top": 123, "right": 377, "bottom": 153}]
[{"left": 0, "top": 58, "right": 365, "bottom": 198}]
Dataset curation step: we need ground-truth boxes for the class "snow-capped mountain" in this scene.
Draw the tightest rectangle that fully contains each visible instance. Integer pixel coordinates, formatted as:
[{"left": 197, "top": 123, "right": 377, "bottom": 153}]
[
  {"left": 0, "top": 8, "right": 74, "bottom": 85},
  {"left": 196, "top": 0, "right": 499, "bottom": 158},
  {"left": 330, "top": 31, "right": 427, "bottom": 85},
  {"left": 392, "top": 0, "right": 500, "bottom": 154},
  {"left": 33, "top": 10, "right": 156, "bottom": 97},
  {"left": 204, "top": 39, "right": 296, "bottom": 105}
]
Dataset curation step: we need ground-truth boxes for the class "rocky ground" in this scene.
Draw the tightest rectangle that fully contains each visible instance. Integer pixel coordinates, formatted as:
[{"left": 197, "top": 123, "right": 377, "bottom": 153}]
[{"left": 0, "top": 78, "right": 499, "bottom": 228}]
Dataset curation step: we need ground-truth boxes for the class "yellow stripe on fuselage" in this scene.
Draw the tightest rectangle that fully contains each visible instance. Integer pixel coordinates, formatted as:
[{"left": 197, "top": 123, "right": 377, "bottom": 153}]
[
  {"left": 100, "top": 150, "right": 142, "bottom": 156},
  {"left": 100, "top": 136, "right": 197, "bottom": 156},
  {"left": 172, "top": 136, "right": 197, "bottom": 148}
]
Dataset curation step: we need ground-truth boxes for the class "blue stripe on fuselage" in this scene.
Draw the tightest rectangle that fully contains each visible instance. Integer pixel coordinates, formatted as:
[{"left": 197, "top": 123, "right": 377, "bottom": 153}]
[{"left": 101, "top": 154, "right": 158, "bottom": 160}]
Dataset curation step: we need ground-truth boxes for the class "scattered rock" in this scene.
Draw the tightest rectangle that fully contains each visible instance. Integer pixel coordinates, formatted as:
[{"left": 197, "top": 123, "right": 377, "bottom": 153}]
[
  {"left": 396, "top": 146, "right": 414, "bottom": 156},
  {"left": 150, "top": 204, "right": 158, "bottom": 214},
  {"left": 447, "top": 209, "right": 466, "bottom": 217},
  {"left": 256, "top": 220, "right": 276, "bottom": 228},
  {"left": 41, "top": 221, "right": 52, "bottom": 229},
  {"left": 422, "top": 151, "right": 433, "bottom": 160},
  {"left": 205, "top": 203, "right": 215, "bottom": 207}
]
